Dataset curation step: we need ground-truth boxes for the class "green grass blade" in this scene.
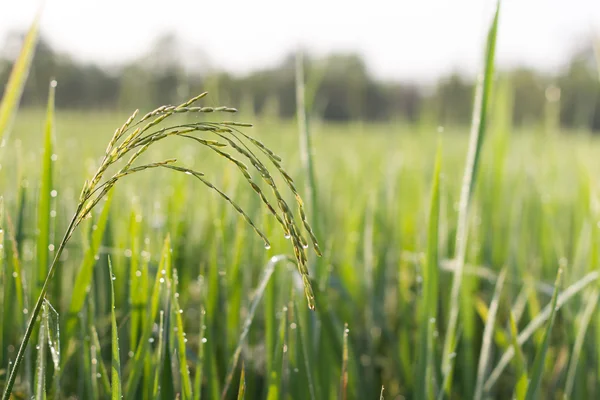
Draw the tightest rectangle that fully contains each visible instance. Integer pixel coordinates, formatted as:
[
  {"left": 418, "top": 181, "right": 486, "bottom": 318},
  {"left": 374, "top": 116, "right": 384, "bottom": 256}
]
[
  {"left": 36, "top": 80, "right": 56, "bottom": 299},
  {"left": 221, "top": 255, "right": 291, "bottom": 399},
  {"left": 152, "top": 311, "right": 166, "bottom": 398},
  {"left": 524, "top": 269, "right": 562, "bottom": 400},
  {"left": 339, "top": 323, "right": 349, "bottom": 400},
  {"left": 194, "top": 307, "right": 206, "bottom": 400},
  {"left": 485, "top": 270, "right": 598, "bottom": 391},
  {"left": 65, "top": 192, "right": 113, "bottom": 342},
  {"left": 563, "top": 289, "right": 598, "bottom": 398},
  {"left": 442, "top": 2, "right": 501, "bottom": 392},
  {"left": 108, "top": 258, "right": 122, "bottom": 400},
  {"left": 43, "top": 300, "right": 60, "bottom": 397},
  {"left": 0, "top": 197, "right": 5, "bottom": 363},
  {"left": 236, "top": 363, "right": 246, "bottom": 400},
  {"left": 90, "top": 325, "right": 111, "bottom": 396},
  {"left": 508, "top": 311, "right": 528, "bottom": 400},
  {"left": 417, "top": 145, "right": 441, "bottom": 400},
  {"left": 125, "top": 235, "right": 172, "bottom": 398},
  {"left": 473, "top": 269, "right": 506, "bottom": 400},
  {"left": 171, "top": 268, "right": 193, "bottom": 399},
  {"left": 34, "top": 303, "right": 47, "bottom": 400},
  {"left": 0, "top": 11, "right": 40, "bottom": 145}
]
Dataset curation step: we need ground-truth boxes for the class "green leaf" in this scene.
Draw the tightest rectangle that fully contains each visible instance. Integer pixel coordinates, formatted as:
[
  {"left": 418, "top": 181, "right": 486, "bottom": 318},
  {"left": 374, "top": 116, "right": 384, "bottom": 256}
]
[
  {"left": 442, "top": 1, "right": 501, "bottom": 393},
  {"left": 524, "top": 269, "right": 562, "bottom": 400},
  {"left": 474, "top": 269, "right": 506, "bottom": 400},
  {"left": 36, "top": 80, "right": 56, "bottom": 299},
  {"left": 171, "top": 268, "right": 193, "bottom": 399},
  {"left": 416, "top": 145, "right": 441, "bottom": 400},
  {"left": 236, "top": 363, "right": 246, "bottom": 400},
  {"left": 125, "top": 235, "right": 172, "bottom": 398},
  {"left": 0, "top": 11, "right": 40, "bottom": 145},
  {"left": 108, "top": 258, "right": 122, "bottom": 400}
]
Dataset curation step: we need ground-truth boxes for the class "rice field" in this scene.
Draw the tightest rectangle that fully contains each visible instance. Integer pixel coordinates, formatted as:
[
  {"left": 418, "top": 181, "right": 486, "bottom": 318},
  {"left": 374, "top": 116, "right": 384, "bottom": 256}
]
[{"left": 2, "top": 4, "right": 600, "bottom": 400}]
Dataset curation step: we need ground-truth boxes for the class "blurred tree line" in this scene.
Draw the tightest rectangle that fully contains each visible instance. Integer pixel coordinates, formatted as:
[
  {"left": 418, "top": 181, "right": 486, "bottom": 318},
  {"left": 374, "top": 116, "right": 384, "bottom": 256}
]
[{"left": 1, "top": 31, "right": 599, "bottom": 131}]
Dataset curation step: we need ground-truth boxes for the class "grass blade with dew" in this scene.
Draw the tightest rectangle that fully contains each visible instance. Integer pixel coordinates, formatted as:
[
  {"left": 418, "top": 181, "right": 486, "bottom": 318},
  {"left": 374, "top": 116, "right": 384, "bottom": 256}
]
[
  {"left": 339, "top": 323, "right": 349, "bottom": 400},
  {"left": 484, "top": 270, "right": 599, "bottom": 391},
  {"left": 43, "top": 300, "right": 60, "bottom": 397},
  {"left": 65, "top": 192, "right": 113, "bottom": 345},
  {"left": 90, "top": 325, "right": 111, "bottom": 396},
  {"left": 473, "top": 269, "right": 506, "bottom": 400},
  {"left": 34, "top": 302, "right": 47, "bottom": 400},
  {"left": 564, "top": 288, "right": 598, "bottom": 398},
  {"left": 125, "top": 235, "right": 172, "bottom": 398},
  {"left": 170, "top": 268, "right": 193, "bottom": 399},
  {"left": 36, "top": 80, "right": 56, "bottom": 301},
  {"left": 0, "top": 9, "right": 40, "bottom": 147},
  {"left": 295, "top": 50, "right": 320, "bottom": 250},
  {"left": 237, "top": 362, "right": 246, "bottom": 400},
  {"left": 509, "top": 311, "right": 528, "bottom": 400},
  {"left": 524, "top": 269, "right": 562, "bottom": 400},
  {"left": 108, "top": 258, "right": 122, "bottom": 400},
  {"left": 194, "top": 307, "right": 206, "bottom": 400},
  {"left": 266, "top": 303, "right": 290, "bottom": 400},
  {"left": 221, "top": 255, "right": 293, "bottom": 399},
  {"left": 152, "top": 311, "right": 166, "bottom": 399},
  {"left": 442, "top": 2, "right": 501, "bottom": 393},
  {"left": 416, "top": 145, "right": 441, "bottom": 400}
]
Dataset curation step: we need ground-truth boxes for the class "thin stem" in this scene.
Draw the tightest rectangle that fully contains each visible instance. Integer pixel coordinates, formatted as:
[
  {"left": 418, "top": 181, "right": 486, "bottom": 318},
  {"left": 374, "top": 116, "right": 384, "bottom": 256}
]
[{"left": 2, "top": 210, "right": 80, "bottom": 400}]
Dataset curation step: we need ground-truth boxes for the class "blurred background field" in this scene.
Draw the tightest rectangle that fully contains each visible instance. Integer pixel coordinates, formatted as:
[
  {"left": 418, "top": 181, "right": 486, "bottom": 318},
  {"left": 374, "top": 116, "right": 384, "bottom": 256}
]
[{"left": 1, "top": 1, "right": 600, "bottom": 399}]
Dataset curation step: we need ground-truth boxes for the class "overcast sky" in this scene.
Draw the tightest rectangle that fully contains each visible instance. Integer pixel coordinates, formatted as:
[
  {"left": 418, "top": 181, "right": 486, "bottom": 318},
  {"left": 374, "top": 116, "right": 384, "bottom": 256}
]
[{"left": 1, "top": 0, "right": 599, "bottom": 82}]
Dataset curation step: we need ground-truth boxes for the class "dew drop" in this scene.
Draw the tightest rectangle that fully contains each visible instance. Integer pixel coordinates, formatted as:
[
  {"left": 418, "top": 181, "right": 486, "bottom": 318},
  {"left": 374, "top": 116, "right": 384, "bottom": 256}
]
[
  {"left": 175, "top": 293, "right": 180, "bottom": 298},
  {"left": 50, "top": 80, "right": 57, "bottom": 88},
  {"left": 201, "top": 338, "right": 208, "bottom": 343},
  {"left": 36, "top": 345, "right": 40, "bottom": 350},
  {"left": 284, "top": 233, "right": 291, "bottom": 239},
  {"left": 124, "top": 249, "right": 132, "bottom": 258},
  {"left": 128, "top": 351, "right": 134, "bottom": 358},
  {"left": 136, "top": 270, "right": 142, "bottom": 277},
  {"left": 23, "top": 308, "right": 28, "bottom": 314},
  {"left": 149, "top": 338, "right": 155, "bottom": 343},
  {"left": 185, "top": 171, "right": 192, "bottom": 175},
  {"left": 264, "top": 244, "right": 271, "bottom": 250},
  {"left": 51, "top": 154, "right": 58, "bottom": 161},
  {"left": 112, "top": 275, "right": 116, "bottom": 281},
  {"left": 184, "top": 338, "right": 188, "bottom": 343},
  {"left": 48, "top": 244, "right": 55, "bottom": 251},
  {"left": 96, "top": 373, "right": 101, "bottom": 378},
  {"left": 50, "top": 190, "right": 57, "bottom": 198},
  {"left": 345, "top": 328, "right": 350, "bottom": 333},
  {"left": 50, "top": 210, "right": 57, "bottom": 218},
  {"left": 179, "top": 309, "right": 183, "bottom": 314},
  {"left": 161, "top": 269, "right": 166, "bottom": 275},
  {"left": 302, "top": 243, "right": 309, "bottom": 249},
  {"left": 159, "top": 278, "right": 165, "bottom": 283},
  {"left": 12, "top": 272, "right": 18, "bottom": 278},
  {"left": 290, "top": 323, "right": 297, "bottom": 330},
  {"left": 94, "top": 255, "right": 100, "bottom": 261}
]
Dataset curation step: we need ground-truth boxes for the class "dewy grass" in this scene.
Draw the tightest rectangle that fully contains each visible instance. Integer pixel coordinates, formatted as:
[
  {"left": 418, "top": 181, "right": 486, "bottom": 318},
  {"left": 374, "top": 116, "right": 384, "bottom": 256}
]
[
  {"left": 1, "top": 93, "right": 321, "bottom": 400},
  {"left": 441, "top": 1, "right": 500, "bottom": 392}
]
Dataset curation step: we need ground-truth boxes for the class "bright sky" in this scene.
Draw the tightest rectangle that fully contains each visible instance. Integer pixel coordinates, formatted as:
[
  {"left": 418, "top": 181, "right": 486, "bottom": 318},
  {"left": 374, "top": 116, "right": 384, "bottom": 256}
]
[{"left": 1, "top": 0, "right": 599, "bottom": 82}]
